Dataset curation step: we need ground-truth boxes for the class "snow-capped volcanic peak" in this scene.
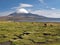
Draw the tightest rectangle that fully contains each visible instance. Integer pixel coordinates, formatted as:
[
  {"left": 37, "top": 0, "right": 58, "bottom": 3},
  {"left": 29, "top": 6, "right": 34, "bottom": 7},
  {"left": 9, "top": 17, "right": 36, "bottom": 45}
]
[{"left": 16, "top": 8, "right": 29, "bottom": 13}]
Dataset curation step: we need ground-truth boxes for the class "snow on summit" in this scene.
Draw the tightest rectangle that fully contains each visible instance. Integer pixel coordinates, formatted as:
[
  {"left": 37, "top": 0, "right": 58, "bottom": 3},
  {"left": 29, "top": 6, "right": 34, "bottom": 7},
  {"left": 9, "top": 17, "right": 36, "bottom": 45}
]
[{"left": 16, "top": 8, "right": 29, "bottom": 13}]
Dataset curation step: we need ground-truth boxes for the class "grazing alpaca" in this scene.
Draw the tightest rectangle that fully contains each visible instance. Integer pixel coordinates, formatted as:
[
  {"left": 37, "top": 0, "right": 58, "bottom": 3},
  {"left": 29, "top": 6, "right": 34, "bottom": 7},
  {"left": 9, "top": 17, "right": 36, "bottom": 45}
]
[{"left": 44, "top": 23, "right": 47, "bottom": 27}]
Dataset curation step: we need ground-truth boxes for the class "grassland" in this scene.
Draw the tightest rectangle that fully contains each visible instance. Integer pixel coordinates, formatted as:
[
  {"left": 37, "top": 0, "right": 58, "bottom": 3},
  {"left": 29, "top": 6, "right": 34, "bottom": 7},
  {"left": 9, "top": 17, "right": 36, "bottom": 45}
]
[{"left": 0, "top": 21, "right": 60, "bottom": 45}]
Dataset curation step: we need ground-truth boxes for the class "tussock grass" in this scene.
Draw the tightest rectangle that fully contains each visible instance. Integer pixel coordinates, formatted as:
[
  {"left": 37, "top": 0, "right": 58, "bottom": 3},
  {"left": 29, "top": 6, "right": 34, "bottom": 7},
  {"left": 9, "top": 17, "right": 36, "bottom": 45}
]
[{"left": 0, "top": 21, "right": 60, "bottom": 45}]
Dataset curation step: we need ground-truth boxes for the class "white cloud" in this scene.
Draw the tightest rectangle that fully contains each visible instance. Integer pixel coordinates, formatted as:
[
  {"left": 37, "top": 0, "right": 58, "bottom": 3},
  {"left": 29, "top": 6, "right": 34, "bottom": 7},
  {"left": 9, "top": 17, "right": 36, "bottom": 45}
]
[
  {"left": 11, "top": 7, "right": 18, "bottom": 10},
  {"left": 31, "top": 9, "right": 60, "bottom": 18},
  {"left": 11, "top": 3, "right": 33, "bottom": 10},
  {"left": 39, "top": 0, "right": 47, "bottom": 6},
  {"left": 51, "top": 8, "right": 56, "bottom": 10},
  {"left": 20, "top": 3, "right": 33, "bottom": 8},
  {"left": 39, "top": 0, "right": 49, "bottom": 9},
  {"left": 39, "top": 0, "right": 45, "bottom": 4},
  {"left": 38, "top": 0, "right": 56, "bottom": 10},
  {"left": 0, "top": 10, "right": 14, "bottom": 16}
]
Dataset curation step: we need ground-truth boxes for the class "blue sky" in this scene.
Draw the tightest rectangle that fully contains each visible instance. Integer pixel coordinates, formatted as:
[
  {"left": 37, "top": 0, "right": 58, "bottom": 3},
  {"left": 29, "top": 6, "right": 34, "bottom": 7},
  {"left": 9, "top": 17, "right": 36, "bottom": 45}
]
[{"left": 0, "top": 0, "right": 60, "bottom": 18}]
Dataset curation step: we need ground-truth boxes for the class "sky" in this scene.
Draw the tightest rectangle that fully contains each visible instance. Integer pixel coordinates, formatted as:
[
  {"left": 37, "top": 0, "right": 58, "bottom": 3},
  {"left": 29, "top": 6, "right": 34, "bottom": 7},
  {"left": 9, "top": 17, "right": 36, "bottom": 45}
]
[{"left": 0, "top": 0, "right": 60, "bottom": 18}]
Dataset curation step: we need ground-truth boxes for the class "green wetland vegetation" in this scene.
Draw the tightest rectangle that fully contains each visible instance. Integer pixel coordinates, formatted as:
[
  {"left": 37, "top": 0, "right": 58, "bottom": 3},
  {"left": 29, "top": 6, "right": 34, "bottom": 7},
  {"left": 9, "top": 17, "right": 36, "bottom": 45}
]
[{"left": 0, "top": 21, "right": 60, "bottom": 45}]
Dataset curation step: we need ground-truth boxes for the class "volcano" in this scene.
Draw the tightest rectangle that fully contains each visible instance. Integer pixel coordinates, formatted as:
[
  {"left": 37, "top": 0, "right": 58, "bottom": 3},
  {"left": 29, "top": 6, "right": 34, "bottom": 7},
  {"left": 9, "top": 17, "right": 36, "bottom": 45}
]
[
  {"left": 9, "top": 8, "right": 46, "bottom": 18},
  {"left": 0, "top": 8, "right": 60, "bottom": 22},
  {"left": 0, "top": 8, "right": 47, "bottom": 21}
]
